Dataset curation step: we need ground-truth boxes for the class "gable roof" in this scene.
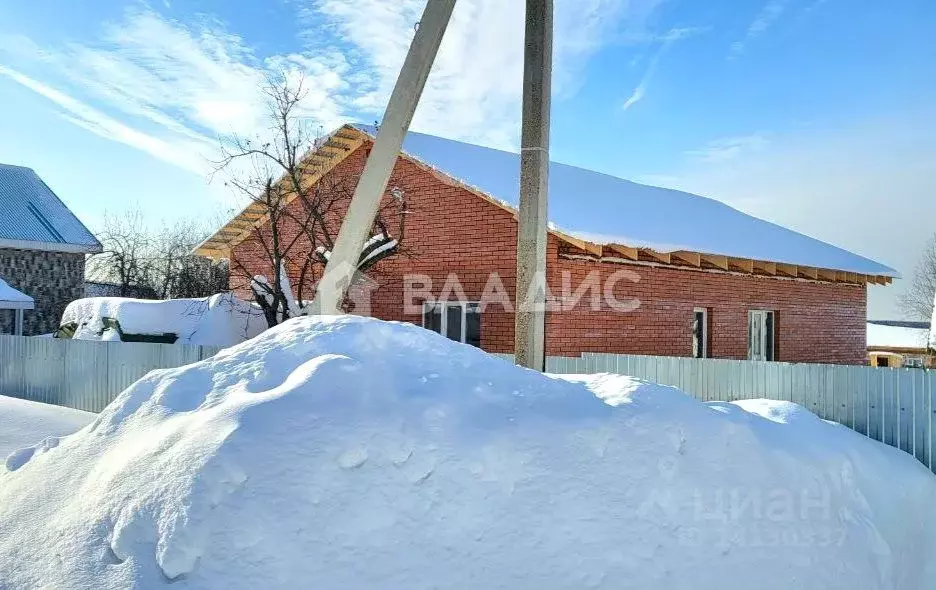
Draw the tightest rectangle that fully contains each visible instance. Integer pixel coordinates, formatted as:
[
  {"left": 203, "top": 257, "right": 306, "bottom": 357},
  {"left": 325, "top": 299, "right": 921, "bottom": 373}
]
[
  {"left": 0, "top": 164, "right": 102, "bottom": 253},
  {"left": 197, "top": 125, "right": 896, "bottom": 285}
]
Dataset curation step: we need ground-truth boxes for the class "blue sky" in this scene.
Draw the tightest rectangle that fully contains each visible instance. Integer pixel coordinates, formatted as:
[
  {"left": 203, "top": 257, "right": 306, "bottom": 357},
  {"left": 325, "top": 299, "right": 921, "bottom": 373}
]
[{"left": 0, "top": 0, "right": 934, "bottom": 318}]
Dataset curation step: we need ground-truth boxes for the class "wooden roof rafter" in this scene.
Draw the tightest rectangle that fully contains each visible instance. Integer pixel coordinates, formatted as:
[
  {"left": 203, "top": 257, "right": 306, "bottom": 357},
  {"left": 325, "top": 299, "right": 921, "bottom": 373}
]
[
  {"left": 817, "top": 269, "right": 837, "bottom": 282},
  {"left": 728, "top": 257, "right": 753, "bottom": 273},
  {"left": 702, "top": 254, "right": 730, "bottom": 271},
  {"left": 640, "top": 249, "right": 671, "bottom": 264},
  {"left": 194, "top": 126, "right": 365, "bottom": 257},
  {"left": 607, "top": 244, "right": 639, "bottom": 261},
  {"left": 672, "top": 251, "right": 702, "bottom": 267},
  {"left": 798, "top": 266, "right": 819, "bottom": 280},
  {"left": 752, "top": 260, "right": 776, "bottom": 275},
  {"left": 777, "top": 263, "right": 798, "bottom": 278}
]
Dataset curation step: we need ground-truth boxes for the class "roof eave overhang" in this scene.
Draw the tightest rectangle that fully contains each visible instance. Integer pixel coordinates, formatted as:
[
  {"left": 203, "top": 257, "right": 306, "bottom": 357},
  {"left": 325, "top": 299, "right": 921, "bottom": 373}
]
[
  {"left": 568, "top": 243, "right": 896, "bottom": 287},
  {"left": 0, "top": 238, "right": 102, "bottom": 254},
  {"left": 0, "top": 300, "right": 34, "bottom": 310},
  {"left": 193, "top": 124, "right": 367, "bottom": 259}
]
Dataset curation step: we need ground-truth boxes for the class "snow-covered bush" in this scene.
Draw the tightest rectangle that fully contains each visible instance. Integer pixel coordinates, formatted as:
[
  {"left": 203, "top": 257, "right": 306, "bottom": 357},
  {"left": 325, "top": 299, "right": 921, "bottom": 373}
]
[
  {"left": 58, "top": 293, "right": 267, "bottom": 347},
  {"left": 2, "top": 315, "right": 935, "bottom": 589}
]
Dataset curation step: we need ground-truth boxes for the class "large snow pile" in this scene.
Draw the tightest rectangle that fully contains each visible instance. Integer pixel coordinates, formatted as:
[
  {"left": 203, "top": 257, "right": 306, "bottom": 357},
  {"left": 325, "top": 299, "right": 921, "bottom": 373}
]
[
  {"left": 0, "top": 396, "right": 93, "bottom": 458},
  {"left": 60, "top": 293, "right": 267, "bottom": 347},
  {"left": 1, "top": 316, "right": 935, "bottom": 589}
]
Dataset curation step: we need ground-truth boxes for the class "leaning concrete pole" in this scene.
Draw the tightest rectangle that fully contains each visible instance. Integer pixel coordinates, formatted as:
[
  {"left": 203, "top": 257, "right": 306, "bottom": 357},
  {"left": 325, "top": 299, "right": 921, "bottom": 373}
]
[
  {"left": 515, "top": 0, "right": 553, "bottom": 370},
  {"left": 313, "top": 0, "right": 456, "bottom": 314}
]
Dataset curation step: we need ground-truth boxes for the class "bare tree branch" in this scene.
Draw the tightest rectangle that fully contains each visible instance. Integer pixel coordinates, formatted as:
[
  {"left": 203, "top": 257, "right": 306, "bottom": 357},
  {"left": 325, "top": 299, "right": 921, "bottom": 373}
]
[
  {"left": 211, "top": 71, "right": 414, "bottom": 328},
  {"left": 88, "top": 208, "right": 229, "bottom": 300},
  {"left": 900, "top": 234, "right": 936, "bottom": 321}
]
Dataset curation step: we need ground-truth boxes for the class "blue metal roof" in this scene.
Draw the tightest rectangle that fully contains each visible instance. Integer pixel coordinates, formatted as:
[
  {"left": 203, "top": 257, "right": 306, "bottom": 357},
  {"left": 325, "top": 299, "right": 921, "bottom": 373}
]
[
  {"left": 0, "top": 164, "right": 101, "bottom": 252},
  {"left": 354, "top": 125, "right": 897, "bottom": 278}
]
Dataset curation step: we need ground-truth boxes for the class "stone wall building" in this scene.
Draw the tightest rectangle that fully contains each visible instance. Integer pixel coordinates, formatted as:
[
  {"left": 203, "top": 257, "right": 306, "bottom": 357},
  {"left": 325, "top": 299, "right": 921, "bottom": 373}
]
[
  {"left": 0, "top": 164, "right": 101, "bottom": 335},
  {"left": 197, "top": 125, "right": 897, "bottom": 365}
]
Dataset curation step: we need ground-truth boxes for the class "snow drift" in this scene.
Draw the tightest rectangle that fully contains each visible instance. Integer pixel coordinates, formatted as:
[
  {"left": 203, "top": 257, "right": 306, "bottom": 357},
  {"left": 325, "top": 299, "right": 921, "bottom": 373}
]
[
  {"left": 0, "top": 396, "right": 93, "bottom": 458},
  {"left": 59, "top": 294, "right": 267, "bottom": 347},
  {"left": 1, "top": 315, "right": 935, "bottom": 589}
]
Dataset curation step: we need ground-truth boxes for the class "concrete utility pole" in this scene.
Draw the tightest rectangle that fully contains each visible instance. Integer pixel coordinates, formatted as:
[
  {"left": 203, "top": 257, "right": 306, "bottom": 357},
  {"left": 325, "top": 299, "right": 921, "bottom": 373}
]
[
  {"left": 514, "top": 0, "right": 553, "bottom": 370},
  {"left": 313, "top": 0, "right": 456, "bottom": 314}
]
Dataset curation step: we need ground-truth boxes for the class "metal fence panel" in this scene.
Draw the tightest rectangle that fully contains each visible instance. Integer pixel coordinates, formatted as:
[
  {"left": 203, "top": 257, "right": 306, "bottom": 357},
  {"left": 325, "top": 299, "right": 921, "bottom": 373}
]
[
  {"left": 0, "top": 337, "right": 219, "bottom": 413},
  {"left": 553, "top": 351, "right": 935, "bottom": 474},
  {"left": 2, "top": 338, "right": 933, "bottom": 474}
]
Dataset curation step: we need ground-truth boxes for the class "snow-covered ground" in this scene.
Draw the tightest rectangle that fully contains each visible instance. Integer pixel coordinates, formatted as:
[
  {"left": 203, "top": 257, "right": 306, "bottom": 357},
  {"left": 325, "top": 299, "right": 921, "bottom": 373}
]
[
  {"left": 60, "top": 293, "right": 267, "bottom": 347},
  {"left": 1, "top": 315, "right": 935, "bottom": 589},
  {"left": 0, "top": 396, "right": 94, "bottom": 458}
]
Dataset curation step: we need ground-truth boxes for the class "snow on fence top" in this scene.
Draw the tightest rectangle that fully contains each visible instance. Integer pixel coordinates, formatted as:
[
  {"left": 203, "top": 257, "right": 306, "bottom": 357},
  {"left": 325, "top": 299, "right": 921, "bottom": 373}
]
[{"left": 354, "top": 125, "right": 897, "bottom": 278}]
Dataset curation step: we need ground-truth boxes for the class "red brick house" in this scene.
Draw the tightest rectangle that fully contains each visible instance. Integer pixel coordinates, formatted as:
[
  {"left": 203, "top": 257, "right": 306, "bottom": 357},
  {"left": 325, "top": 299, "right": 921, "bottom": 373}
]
[{"left": 197, "top": 124, "right": 896, "bottom": 365}]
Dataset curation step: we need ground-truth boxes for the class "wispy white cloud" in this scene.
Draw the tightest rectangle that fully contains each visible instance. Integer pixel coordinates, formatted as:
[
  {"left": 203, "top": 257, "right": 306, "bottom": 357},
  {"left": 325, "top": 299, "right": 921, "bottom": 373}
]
[
  {"left": 621, "top": 85, "right": 647, "bottom": 112},
  {"left": 731, "top": 0, "right": 789, "bottom": 57},
  {"left": 58, "top": 10, "right": 351, "bottom": 138},
  {"left": 1, "top": 1, "right": 671, "bottom": 174},
  {"left": 685, "top": 135, "right": 770, "bottom": 163},
  {"left": 0, "top": 65, "right": 210, "bottom": 174},
  {"left": 620, "top": 27, "right": 699, "bottom": 113},
  {"left": 0, "top": 9, "right": 354, "bottom": 179},
  {"left": 305, "top": 0, "right": 659, "bottom": 148},
  {"left": 620, "top": 42, "right": 664, "bottom": 113}
]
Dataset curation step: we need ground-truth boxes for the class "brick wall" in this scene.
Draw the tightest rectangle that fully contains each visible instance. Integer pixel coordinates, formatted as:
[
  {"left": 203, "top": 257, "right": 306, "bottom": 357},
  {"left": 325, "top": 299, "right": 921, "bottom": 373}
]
[
  {"left": 0, "top": 248, "right": 86, "bottom": 335},
  {"left": 548, "top": 256, "right": 866, "bottom": 364},
  {"left": 230, "top": 142, "right": 869, "bottom": 365}
]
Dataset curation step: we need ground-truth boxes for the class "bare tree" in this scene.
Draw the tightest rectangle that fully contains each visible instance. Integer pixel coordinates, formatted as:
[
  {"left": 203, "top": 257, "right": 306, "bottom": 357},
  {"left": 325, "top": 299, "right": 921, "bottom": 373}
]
[
  {"left": 87, "top": 209, "right": 154, "bottom": 297},
  {"left": 151, "top": 220, "right": 229, "bottom": 299},
  {"left": 900, "top": 234, "right": 936, "bottom": 321},
  {"left": 214, "top": 72, "right": 411, "bottom": 328},
  {"left": 89, "top": 208, "right": 229, "bottom": 300},
  {"left": 173, "top": 256, "right": 229, "bottom": 299}
]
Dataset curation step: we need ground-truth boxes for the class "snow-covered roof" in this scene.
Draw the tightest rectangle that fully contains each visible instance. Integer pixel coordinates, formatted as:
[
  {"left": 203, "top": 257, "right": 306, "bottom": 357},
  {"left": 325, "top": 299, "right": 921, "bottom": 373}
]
[
  {"left": 0, "top": 164, "right": 102, "bottom": 253},
  {"left": 866, "top": 321, "right": 930, "bottom": 350},
  {"left": 61, "top": 295, "right": 266, "bottom": 347},
  {"left": 198, "top": 124, "right": 896, "bottom": 282},
  {"left": 353, "top": 125, "right": 896, "bottom": 278},
  {"left": 0, "top": 278, "right": 33, "bottom": 310}
]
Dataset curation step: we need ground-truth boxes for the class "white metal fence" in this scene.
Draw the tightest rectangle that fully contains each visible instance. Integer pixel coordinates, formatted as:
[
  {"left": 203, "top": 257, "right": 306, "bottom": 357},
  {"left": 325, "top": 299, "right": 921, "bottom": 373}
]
[
  {"left": 541, "top": 352, "right": 935, "bottom": 474},
  {"left": 2, "top": 336, "right": 933, "bottom": 474},
  {"left": 0, "top": 336, "right": 221, "bottom": 413}
]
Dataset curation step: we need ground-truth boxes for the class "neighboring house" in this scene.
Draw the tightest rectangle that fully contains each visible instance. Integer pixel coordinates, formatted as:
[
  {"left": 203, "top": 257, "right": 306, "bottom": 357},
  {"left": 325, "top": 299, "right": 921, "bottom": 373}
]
[
  {"left": 867, "top": 320, "right": 935, "bottom": 369},
  {"left": 197, "top": 125, "right": 897, "bottom": 365},
  {"left": 0, "top": 164, "right": 102, "bottom": 335}
]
